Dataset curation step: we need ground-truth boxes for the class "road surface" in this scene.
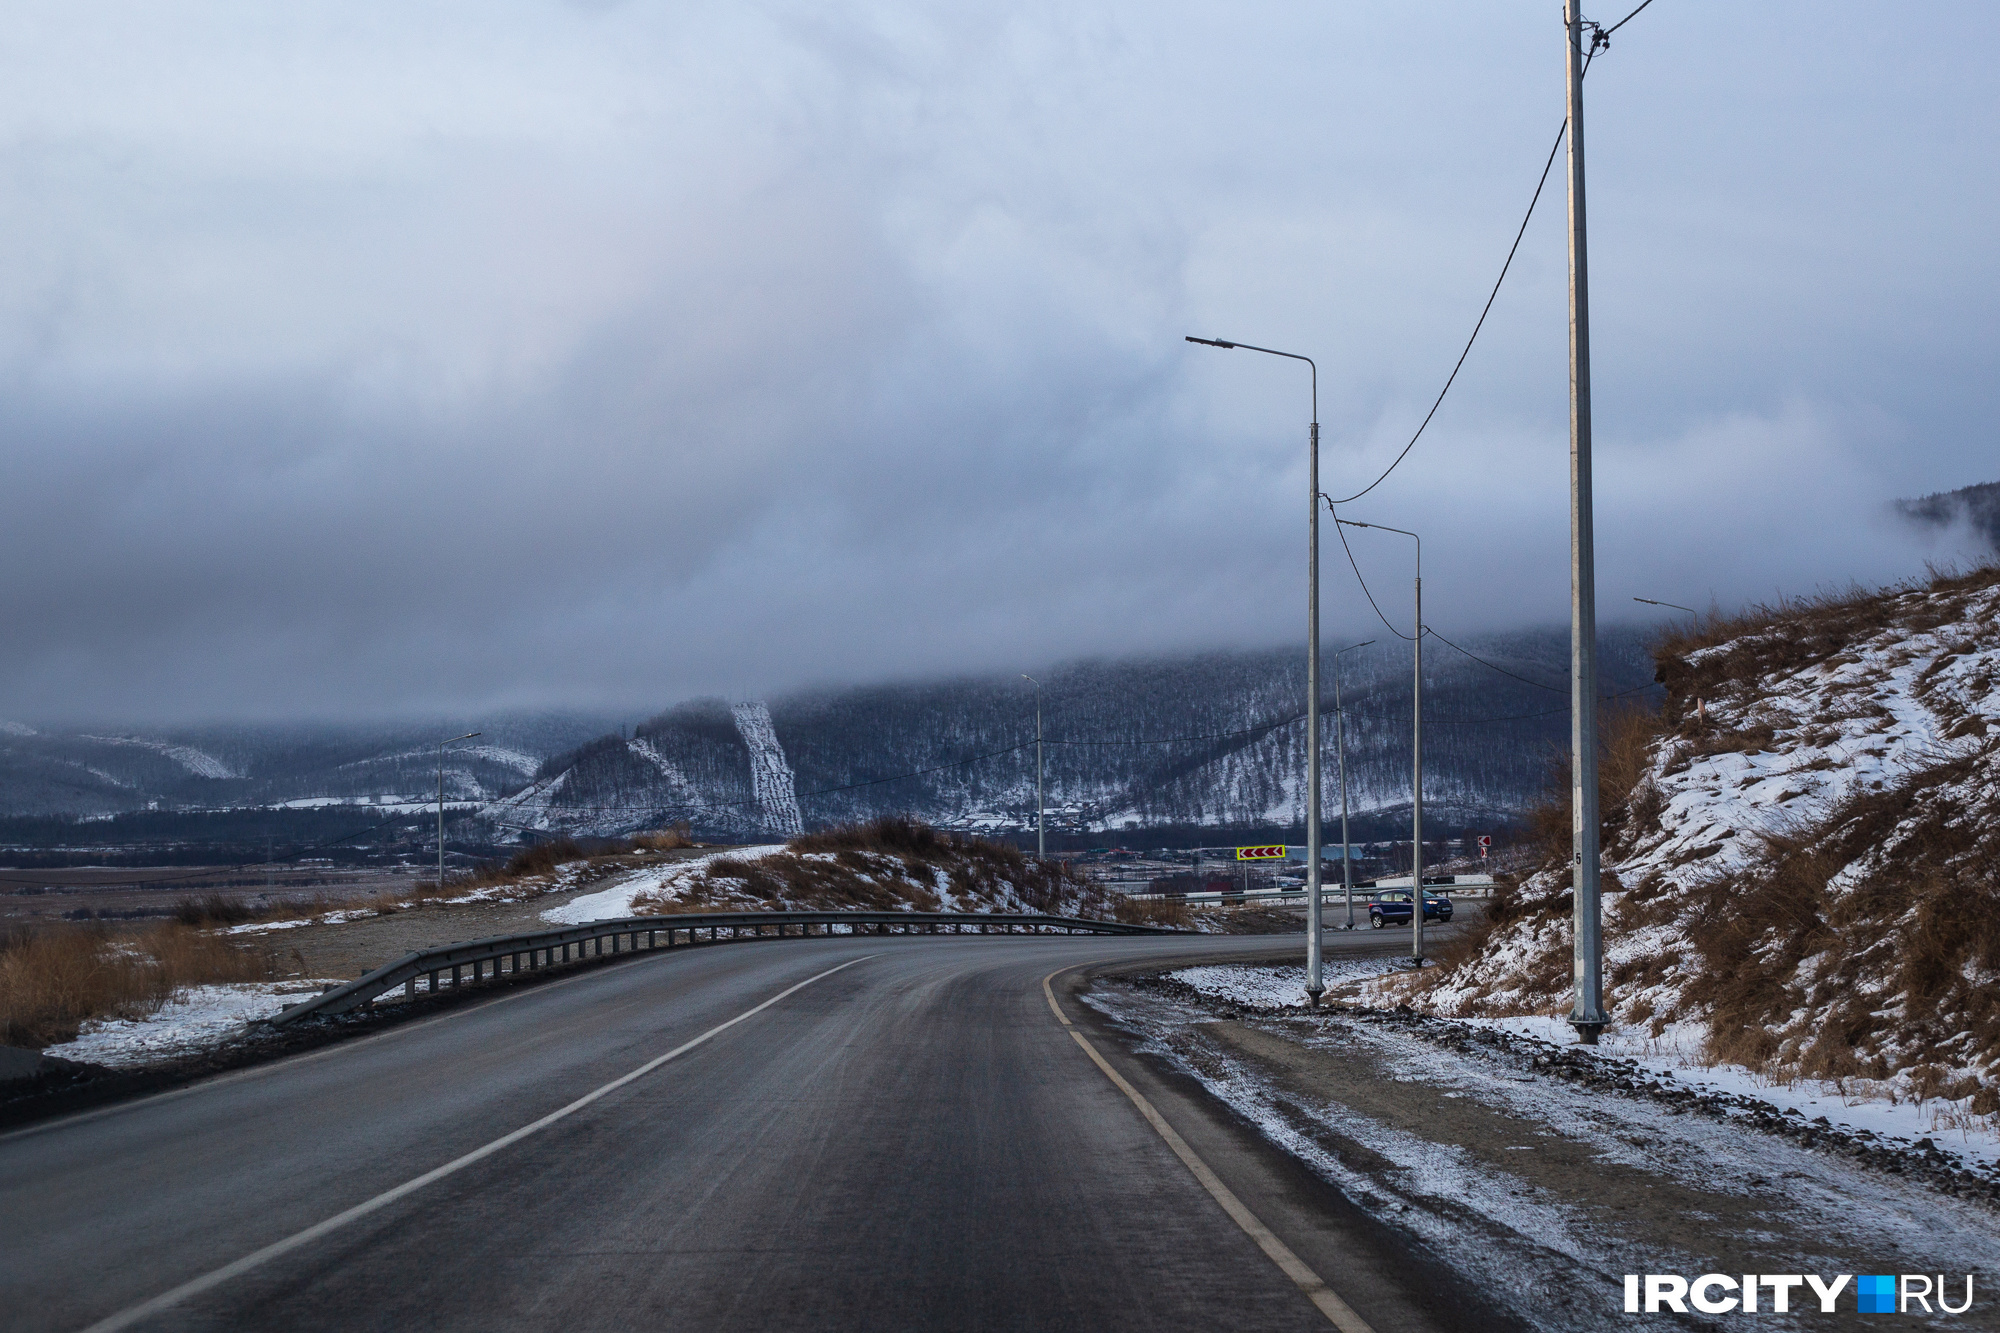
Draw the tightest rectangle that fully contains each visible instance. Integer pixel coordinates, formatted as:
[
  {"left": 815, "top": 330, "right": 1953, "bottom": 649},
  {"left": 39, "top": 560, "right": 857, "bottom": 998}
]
[{"left": 1, "top": 929, "right": 1511, "bottom": 1332}]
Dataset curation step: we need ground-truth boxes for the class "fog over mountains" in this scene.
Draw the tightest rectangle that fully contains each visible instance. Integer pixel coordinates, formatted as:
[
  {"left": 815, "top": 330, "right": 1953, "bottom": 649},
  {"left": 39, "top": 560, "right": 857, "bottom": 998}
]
[{"left": 0, "top": 626, "right": 1660, "bottom": 847}]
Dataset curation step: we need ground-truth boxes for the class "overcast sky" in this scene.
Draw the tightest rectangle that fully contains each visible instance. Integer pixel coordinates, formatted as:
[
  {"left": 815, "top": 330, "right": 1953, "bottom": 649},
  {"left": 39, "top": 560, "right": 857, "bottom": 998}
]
[{"left": 0, "top": 1, "right": 1994, "bottom": 723}]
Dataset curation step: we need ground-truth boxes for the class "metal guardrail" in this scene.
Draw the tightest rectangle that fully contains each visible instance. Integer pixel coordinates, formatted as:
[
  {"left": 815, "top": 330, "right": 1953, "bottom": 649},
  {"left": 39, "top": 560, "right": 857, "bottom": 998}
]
[{"left": 270, "top": 910, "right": 1173, "bottom": 1027}]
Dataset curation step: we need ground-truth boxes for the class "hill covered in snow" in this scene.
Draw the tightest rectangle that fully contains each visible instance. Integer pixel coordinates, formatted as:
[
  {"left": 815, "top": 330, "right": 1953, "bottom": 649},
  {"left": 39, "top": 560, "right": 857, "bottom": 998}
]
[
  {"left": 1384, "top": 563, "right": 2000, "bottom": 1116},
  {"left": 484, "top": 627, "right": 1659, "bottom": 843},
  {"left": 0, "top": 626, "right": 1661, "bottom": 850}
]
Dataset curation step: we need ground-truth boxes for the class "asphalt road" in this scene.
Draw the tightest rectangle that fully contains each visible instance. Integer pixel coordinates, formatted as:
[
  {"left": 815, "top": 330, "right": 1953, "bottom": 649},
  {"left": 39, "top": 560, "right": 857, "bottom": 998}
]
[{"left": 1, "top": 928, "right": 1507, "bottom": 1333}]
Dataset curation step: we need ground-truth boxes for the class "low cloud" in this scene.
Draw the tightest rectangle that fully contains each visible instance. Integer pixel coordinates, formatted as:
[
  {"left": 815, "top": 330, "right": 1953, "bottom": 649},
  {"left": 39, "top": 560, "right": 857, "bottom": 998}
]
[{"left": 0, "top": 1, "right": 1991, "bottom": 721}]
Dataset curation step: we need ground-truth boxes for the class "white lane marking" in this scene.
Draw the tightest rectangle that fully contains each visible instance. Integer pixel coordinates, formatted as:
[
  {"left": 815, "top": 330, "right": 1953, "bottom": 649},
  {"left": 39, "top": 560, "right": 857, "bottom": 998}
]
[
  {"left": 2, "top": 929, "right": 709, "bottom": 1146},
  {"left": 1041, "top": 970, "right": 1376, "bottom": 1333},
  {"left": 76, "top": 955, "right": 876, "bottom": 1333}
]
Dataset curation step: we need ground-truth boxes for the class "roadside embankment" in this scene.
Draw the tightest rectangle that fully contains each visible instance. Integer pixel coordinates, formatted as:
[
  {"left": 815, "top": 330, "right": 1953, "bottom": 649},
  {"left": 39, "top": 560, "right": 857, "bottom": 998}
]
[{"left": 1362, "top": 562, "right": 2000, "bottom": 1130}]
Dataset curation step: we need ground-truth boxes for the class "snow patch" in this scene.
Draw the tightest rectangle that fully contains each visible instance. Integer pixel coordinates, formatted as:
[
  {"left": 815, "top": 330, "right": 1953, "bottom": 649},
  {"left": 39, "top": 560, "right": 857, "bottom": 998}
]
[
  {"left": 41, "top": 981, "right": 340, "bottom": 1067},
  {"left": 539, "top": 846, "right": 789, "bottom": 923},
  {"left": 732, "top": 702, "right": 803, "bottom": 836},
  {"left": 81, "top": 735, "right": 238, "bottom": 780},
  {"left": 1171, "top": 960, "right": 1405, "bottom": 1009}
]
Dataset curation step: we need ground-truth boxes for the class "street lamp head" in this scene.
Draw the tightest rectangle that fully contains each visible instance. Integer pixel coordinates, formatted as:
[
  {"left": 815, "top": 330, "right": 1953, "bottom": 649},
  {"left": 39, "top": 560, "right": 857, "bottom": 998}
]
[{"left": 1184, "top": 335, "right": 1236, "bottom": 349}]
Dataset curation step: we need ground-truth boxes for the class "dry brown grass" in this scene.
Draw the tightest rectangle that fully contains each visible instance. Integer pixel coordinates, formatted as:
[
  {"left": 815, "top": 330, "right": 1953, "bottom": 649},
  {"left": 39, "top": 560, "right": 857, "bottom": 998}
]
[
  {"left": 1655, "top": 561, "right": 2000, "bottom": 724},
  {"left": 501, "top": 836, "right": 587, "bottom": 878},
  {"left": 1518, "top": 700, "right": 1671, "bottom": 878},
  {"left": 1400, "top": 700, "right": 1666, "bottom": 1015},
  {"left": 789, "top": 815, "right": 956, "bottom": 858},
  {"left": 630, "top": 823, "right": 694, "bottom": 852},
  {"left": 1401, "top": 562, "right": 2000, "bottom": 1087},
  {"left": 1681, "top": 742, "right": 2000, "bottom": 1079},
  {"left": 1112, "top": 896, "right": 1193, "bottom": 928},
  {"left": 633, "top": 818, "right": 1114, "bottom": 919},
  {"left": 171, "top": 893, "right": 263, "bottom": 927},
  {"left": 0, "top": 923, "right": 282, "bottom": 1049}
]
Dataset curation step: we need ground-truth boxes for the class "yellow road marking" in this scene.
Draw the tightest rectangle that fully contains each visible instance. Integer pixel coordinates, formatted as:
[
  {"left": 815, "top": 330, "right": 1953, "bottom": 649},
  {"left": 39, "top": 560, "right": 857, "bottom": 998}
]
[{"left": 1042, "top": 970, "right": 1376, "bottom": 1333}]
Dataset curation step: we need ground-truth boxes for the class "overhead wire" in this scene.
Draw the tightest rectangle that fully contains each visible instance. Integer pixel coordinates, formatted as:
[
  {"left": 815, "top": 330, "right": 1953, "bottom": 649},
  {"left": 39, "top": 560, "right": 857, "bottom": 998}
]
[
  {"left": 1426, "top": 682, "right": 1658, "bottom": 725},
  {"left": 1324, "top": 3, "right": 1667, "bottom": 701},
  {"left": 1599, "top": 0, "right": 1659, "bottom": 41},
  {"left": 1322, "top": 1, "right": 1666, "bottom": 507},
  {"left": 1324, "top": 121, "right": 1567, "bottom": 507},
  {"left": 1421, "top": 626, "right": 1569, "bottom": 694},
  {"left": 1330, "top": 511, "right": 1417, "bottom": 641}
]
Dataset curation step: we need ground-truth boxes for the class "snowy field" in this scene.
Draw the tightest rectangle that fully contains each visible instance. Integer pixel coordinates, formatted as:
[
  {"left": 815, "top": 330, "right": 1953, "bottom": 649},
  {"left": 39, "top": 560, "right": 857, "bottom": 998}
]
[{"left": 41, "top": 982, "right": 339, "bottom": 1068}]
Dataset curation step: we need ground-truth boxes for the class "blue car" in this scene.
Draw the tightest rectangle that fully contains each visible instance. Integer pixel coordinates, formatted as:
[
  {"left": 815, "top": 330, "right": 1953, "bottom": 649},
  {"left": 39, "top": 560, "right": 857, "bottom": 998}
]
[{"left": 1367, "top": 890, "right": 1453, "bottom": 928}]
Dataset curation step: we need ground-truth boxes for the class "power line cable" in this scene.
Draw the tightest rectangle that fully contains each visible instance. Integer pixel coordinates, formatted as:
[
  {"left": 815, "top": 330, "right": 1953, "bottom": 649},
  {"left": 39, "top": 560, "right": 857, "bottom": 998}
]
[
  {"left": 1420, "top": 626, "right": 1570, "bottom": 694},
  {"left": 1599, "top": 0, "right": 1659, "bottom": 41},
  {"left": 1325, "top": 121, "right": 1567, "bottom": 507},
  {"left": 1323, "top": 2, "right": 1662, "bottom": 505},
  {"left": 1426, "top": 682, "right": 1658, "bottom": 725},
  {"left": 1329, "top": 509, "right": 1418, "bottom": 641},
  {"left": 1044, "top": 716, "right": 1308, "bottom": 747}
]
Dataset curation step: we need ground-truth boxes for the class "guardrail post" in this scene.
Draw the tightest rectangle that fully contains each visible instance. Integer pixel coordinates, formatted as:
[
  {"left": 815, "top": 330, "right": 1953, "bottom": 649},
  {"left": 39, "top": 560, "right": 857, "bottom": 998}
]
[{"left": 428, "top": 970, "right": 440, "bottom": 992}]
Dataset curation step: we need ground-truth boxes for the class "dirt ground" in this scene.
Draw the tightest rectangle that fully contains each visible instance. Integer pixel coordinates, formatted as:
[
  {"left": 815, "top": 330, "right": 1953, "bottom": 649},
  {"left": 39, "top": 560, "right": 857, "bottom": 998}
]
[
  {"left": 1091, "top": 968, "right": 2000, "bottom": 1331},
  {"left": 0, "top": 864, "right": 427, "bottom": 925}
]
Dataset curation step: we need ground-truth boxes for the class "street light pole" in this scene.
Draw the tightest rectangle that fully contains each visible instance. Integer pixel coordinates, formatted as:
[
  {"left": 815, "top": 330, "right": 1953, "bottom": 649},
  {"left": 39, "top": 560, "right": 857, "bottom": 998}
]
[
  {"left": 1337, "top": 520, "right": 1423, "bottom": 961},
  {"left": 1565, "top": 0, "right": 1610, "bottom": 1044},
  {"left": 1184, "top": 335, "right": 1324, "bottom": 1001},
  {"left": 437, "top": 731, "right": 480, "bottom": 889},
  {"left": 1021, "top": 675, "right": 1044, "bottom": 858},
  {"left": 1331, "top": 639, "right": 1375, "bottom": 931}
]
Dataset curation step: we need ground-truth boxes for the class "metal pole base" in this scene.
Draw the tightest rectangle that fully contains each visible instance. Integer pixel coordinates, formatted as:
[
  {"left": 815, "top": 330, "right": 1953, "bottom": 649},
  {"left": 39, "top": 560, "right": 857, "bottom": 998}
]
[
  {"left": 1306, "top": 990, "right": 1322, "bottom": 1009},
  {"left": 1570, "top": 1020, "right": 1606, "bottom": 1046}
]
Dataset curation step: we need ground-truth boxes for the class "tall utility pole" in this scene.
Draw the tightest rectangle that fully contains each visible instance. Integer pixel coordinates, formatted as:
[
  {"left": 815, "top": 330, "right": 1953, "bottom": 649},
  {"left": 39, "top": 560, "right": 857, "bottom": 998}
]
[
  {"left": 1411, "top": 563, "right": 1423, "bottom": 962},
  {"left": 1021, "top": 676, "right": 1044, "bottom": 857},
  {"left": 1307, "top": 411, "right": 1322, "bottom": 1000},
  {"left": 1565, "top": 0, "right": 1609, "bottom": 1043},
  {"left": 1331, "top": 639, "right": 1374, "bottom": 929},
  {"left": 438, "top": 731, "right": 480, "bottom": 889},
  {"left": 1183, "top": 336, "right": 1323, "bottom": 1002}
]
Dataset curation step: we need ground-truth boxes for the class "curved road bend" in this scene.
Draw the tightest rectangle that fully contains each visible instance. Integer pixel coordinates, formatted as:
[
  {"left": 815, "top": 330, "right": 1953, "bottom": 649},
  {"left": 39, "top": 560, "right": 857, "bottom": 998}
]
[{"left": 1, "top": 930, "right": 1510, "bottom": 1333}]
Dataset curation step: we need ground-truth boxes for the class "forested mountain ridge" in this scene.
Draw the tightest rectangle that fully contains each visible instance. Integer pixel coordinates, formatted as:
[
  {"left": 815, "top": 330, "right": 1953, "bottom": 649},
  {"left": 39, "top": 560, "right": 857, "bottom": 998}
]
[
  {"left": 0, "top": 627, "right": 1660, "bottom": 846},
  {"left": 490, "top": 626, "right": 1660, "bottom": 841}
]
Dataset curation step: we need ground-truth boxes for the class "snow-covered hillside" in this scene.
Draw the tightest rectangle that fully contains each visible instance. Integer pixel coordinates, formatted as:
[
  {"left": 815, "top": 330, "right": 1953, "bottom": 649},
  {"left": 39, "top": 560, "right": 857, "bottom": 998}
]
[
  {"left": 1, "top": 631, "right": 1658, "bottom": 844},
  {"left": 543, "top": 821, "right": 1116, "bottom": 922},
  {"left": 496, "top": 630, "right": 1658, "bottom": 842},
  {"left": 731, "top": 702, "right": 803, "bottom": 835},
  {"left": 1380, "top": 565, "right": 2000, "bottom": 1117}
]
